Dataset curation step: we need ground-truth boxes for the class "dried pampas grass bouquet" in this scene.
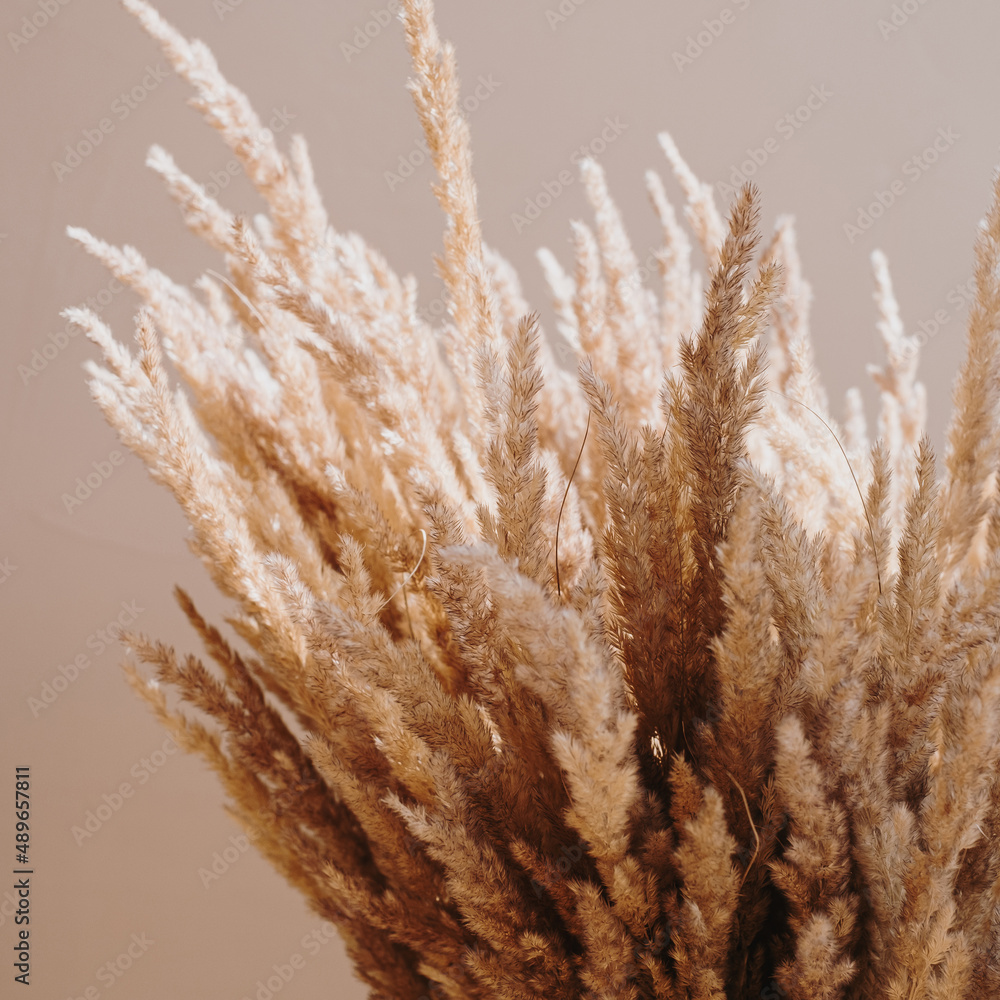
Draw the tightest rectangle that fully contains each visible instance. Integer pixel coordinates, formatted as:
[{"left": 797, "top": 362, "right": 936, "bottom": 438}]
[{"left": 65, "top": 0, "right": 1000, "bottom": 997}]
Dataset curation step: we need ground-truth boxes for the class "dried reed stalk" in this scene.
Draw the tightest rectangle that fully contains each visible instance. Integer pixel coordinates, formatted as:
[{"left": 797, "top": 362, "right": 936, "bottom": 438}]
[{"left": 65, "top": 1, "right": 1000, "bottom": 996}]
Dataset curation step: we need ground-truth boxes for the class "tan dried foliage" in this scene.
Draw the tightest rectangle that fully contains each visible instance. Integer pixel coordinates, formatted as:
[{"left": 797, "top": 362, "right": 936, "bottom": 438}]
[{"left": 67, "top": 2, "right": 1000, "bottom": 996}]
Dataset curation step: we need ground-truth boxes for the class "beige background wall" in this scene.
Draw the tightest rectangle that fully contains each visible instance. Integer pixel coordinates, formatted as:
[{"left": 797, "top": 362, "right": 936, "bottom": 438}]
[{"left": 1, "top": 1, "right": 996, "bottom": 997}]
